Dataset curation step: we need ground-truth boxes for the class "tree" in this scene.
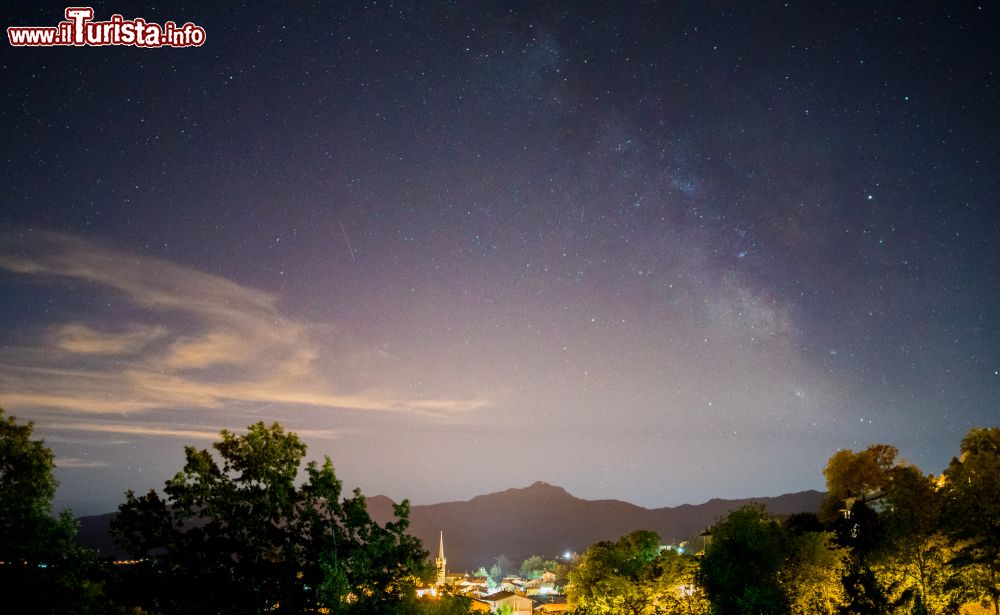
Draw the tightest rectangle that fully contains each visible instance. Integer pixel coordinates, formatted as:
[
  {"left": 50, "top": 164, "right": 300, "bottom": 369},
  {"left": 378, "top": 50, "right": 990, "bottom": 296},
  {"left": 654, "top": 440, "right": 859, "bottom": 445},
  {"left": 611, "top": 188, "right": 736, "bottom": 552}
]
[
  {"left": 651, "top": 548, "right": 710, "bottom": 615},
  {"left": 820, "top": 444, "right": 898, "bottom": 520},
  {"left": 396, "top": 592, "right": 475, "bottom": 615},
  {"left": 940, "top": 427, "right": 1000, "bottom": 615},
  {"left": 521, "top": 555, "right": 544, "bottom": 579},
  {"left": 781, "top": 528, "right": 849, "bottom": 615},
  {"left": 520, "top": 554, "right": 556, "bottom": 579},
  {"left": 567, "top": 530, "right": 673, "bottom": 615},
  {"left": 821, "top": 445, "right": 901, "bottom": 613},
  {"left": 697, "top": 504, "right": 849, "bottom": 615},
  {"left": 697, "top": 505, "right": 791, "bottom": 614},
  {"left": 111, "top": 421, "right": 429, "bottom": 614},
  {"left": 488, "top": 562, "right": 504, "bottom": 591},
  {"left": 492, "top": 554, "right": 512, "bottom": 579},
  {"left": 0, "top": 408, "right": 96, "bottom": 614},
  {"left": 875, "top": 465, "right": 962, "bottom": 614},
  {"left": 2, "top": 408, "right": 59, "bottom": 554}
]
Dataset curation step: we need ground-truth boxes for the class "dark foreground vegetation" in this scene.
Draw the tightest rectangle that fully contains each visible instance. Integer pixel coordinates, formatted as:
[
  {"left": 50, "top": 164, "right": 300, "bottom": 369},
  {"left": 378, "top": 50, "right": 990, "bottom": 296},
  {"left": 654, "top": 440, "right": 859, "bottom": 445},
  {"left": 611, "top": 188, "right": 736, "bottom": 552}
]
[
  {"left": 0, "top": 409, "right": 470, "bottom": 615},
  {"left": 1, "top": 406, "right": 997, "bottom": 614}
]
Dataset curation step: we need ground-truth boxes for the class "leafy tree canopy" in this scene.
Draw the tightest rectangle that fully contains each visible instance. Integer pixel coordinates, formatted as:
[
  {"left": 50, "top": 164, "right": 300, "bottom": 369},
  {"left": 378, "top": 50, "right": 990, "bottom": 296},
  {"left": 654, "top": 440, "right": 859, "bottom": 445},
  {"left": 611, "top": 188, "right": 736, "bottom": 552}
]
[
  {"left": 0, "top": 408, "right": 96, "bottom": 614},
  {"left": 821, "top": 444, "right": 899, "bottom": 520},
  {"left": 520, "top": 554, "right": 557, "bottom": 579},
  {"left": 569, "top": 530, "right": 708, "bottom": 615},
  {"left": 112, "top": 421, "right": 429, "bottom": 615},
  {"left": 940, "top": 427, "right": 1000, "bottom": 615},
  {"left": 698, "top": 504, "right": 848, "bottom": 615}
]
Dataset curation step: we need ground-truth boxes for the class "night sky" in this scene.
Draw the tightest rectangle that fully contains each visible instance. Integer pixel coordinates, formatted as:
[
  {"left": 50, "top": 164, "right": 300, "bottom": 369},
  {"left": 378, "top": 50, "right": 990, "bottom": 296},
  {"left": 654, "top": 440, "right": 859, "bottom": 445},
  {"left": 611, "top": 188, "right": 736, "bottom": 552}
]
[{"left": 2, "top": 2, "right": 999, "bottom": 516}]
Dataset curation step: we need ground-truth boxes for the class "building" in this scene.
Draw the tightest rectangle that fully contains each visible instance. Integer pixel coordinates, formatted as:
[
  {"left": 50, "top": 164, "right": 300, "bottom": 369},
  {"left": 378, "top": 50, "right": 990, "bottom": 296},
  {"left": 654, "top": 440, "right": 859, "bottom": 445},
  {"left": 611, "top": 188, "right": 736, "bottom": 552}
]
[
  {"left": 532, "top": 593, "right": 571, "bottom": 613},
  {"left": 479, "top": 590, "right": 535, "bottom": 615},
  {"left": 840, "top": 487, "right": 886, "bottom": 519},
  {"left": 435, "top": 531, "right": 447, "bottom": 585},
  {"left": 533, "top": 604, "right": 572, "bottom": 613}
]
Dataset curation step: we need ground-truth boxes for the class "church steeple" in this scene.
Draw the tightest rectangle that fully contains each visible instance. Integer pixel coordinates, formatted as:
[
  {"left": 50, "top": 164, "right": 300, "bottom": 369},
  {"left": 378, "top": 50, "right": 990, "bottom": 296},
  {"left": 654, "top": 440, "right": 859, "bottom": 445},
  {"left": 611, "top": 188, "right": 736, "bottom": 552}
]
[{"left": 435, "top": 531, "right": 447, "bottom": 585}]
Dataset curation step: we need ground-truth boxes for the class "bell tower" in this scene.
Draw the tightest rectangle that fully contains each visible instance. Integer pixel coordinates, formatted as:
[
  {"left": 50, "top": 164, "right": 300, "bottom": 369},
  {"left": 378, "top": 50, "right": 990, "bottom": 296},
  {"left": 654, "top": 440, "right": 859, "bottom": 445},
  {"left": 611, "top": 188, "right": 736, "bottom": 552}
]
[{"left": 435, "top": 531, "right": 447, "bottom": 585}]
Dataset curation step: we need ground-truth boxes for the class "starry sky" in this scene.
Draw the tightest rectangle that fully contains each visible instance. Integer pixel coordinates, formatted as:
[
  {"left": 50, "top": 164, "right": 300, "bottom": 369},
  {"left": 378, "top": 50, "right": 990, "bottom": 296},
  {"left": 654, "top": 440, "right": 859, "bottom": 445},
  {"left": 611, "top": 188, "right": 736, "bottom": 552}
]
[{"left": 2, "top": 1, "right": 999, "bottom": 516}]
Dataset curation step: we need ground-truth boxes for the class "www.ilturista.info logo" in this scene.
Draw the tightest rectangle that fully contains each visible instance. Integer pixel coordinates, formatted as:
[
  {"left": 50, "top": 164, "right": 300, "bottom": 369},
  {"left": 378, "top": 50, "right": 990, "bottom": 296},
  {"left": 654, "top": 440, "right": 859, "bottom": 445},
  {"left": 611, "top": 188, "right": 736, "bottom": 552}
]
[{"left": 8, "top": 7, "right": 205, "bottom": 48}]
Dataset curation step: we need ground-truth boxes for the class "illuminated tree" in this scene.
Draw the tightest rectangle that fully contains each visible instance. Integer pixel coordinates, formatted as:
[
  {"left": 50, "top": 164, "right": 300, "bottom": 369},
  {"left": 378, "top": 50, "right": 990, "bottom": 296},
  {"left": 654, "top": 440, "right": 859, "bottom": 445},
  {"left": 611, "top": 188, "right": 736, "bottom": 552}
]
[
  {"left": 781, "top": 530, "right": 850, "bottom": 615},
  {"left": 940, "top": 427, "right": 1000, "bottom": 615},
  {"left": 652, "top": 549, "right": 711, "bottom": 615},
  {"left": 1, "top": 408, "right": 62, "bottom": 558},
  {"left": 400, "top": 592, "right": 476, "bottom": 615},
  {"left": 873, "top": 465, "right": 962, "bottom": 614},
  {"left": 521, "top": 555, "right": 544, "bottom": 579},
  {"left": 567, "top": 530, "right": 670, "bottom": 615},
  {"left": 821, "top": 445, "right": 901, "bottom": 613},
  {"left": 872, "top": 533, "right": 960, "bottom": 615},
  {"left": 566, "top": 531, "right": 710, "bottom": 614},
  {"left": 489, "top": 562, "right": 504, "bottom": 590},
  {"left": 520, "top": 554, "right": 557, "bottom": 579},
  {"left": 112, "top": 421, "right": 429, "bottom": 614},
  {"left": 820, "top": 444, "right": 898, "bottom": 520}
]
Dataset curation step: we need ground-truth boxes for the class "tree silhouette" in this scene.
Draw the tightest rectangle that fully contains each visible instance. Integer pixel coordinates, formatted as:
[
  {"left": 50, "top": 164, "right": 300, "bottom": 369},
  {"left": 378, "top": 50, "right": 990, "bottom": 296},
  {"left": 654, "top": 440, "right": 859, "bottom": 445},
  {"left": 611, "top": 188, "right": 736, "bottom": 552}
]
[
  {"left": 0, "top": 408, "right": 95, "bottom": 614},
  {"left": 112, "top": 421, "right": 429, "bottom": 614}
]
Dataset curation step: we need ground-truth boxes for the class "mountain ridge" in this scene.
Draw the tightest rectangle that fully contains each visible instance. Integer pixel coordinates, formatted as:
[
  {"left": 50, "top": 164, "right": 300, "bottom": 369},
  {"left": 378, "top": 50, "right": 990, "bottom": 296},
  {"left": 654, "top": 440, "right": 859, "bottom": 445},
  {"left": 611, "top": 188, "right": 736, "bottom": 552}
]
[{"left": 77, "top": 482, "right": 825, "bottom": 570}]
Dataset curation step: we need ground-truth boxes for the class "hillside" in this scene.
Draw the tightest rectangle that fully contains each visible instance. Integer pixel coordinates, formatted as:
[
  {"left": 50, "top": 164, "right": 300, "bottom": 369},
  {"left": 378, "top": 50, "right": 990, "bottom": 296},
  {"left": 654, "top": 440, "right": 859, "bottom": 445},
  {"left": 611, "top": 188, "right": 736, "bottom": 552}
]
[
  {"left": 367, "top": 482, "right": 823, "bottom": 570},
  {"left": 78, "top": 482, "right": 824, "bottom": 569}
]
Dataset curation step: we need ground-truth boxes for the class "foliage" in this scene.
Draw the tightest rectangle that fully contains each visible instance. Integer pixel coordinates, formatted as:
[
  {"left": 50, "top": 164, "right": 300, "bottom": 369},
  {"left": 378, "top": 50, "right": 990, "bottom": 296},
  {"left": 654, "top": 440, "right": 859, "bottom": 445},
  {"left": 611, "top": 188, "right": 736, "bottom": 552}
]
[
  {"left": 940, "top": 428, "right": 1000, "bottom": 615},
  {"left": 872, "top": 533, "right": 962, "bottom": 615},
  {"left": 488, "top": 562, "right": 504, "bottom": 591},
  {"left": 431, "top": 594, "right": 475, "bottom": 615},
  {"left": 651, "top": 549, "right": 711, "bottom": 615},
  {"left": 873, "top": 465, "right": 964, "bottom": 614},
  {"left": 1, "top": 409, "right": 58, "bottom": 539},
  {"left": 4, "top": 409, "right": 998, "bottom": 615},
  {"left": 520, "top": 554, "right": 558, "bottom": 579},
  {"left": 698, "top": 504, "right": 848, "bottom": 615},
  {"left": 396, "top": 593, "right": 476, "bottom": 615},
  {"left": 822, "top": 445, "right": 906, "bottom": 613},
  {"left": 820, "top": 444, "right": 898, "bottom": 520},
  {"left": 817, "top": 431, "right": 1000, "bottom": 615},
  {"left": 552, "top": 554, "right": 578, "bottom": 590},
  {"left": 781, "top": 529, "right": 849, "bottom": 615},
  {"left": 111, "top": 421, "right": 429, "bottom": 614},
  {"left": 0, "top": 408, "right": 100, "bottom": 614},
  {"left": 697, "top": 504, "right": 792, "bottom": 614},
  {"left": 568, "top": 530, "right": 708, "bottom": 615}
]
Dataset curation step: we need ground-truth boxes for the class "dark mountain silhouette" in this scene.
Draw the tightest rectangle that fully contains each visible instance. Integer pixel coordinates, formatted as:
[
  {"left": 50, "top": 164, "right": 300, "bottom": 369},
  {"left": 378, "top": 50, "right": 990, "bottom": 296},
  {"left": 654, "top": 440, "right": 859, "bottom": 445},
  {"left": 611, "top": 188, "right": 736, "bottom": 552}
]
[
  {"left": 77, "top": 482, "right": 824, "bottom": 570},
  {"left": 367, "top": 482, "right": 824, "bottom": 570},
  {"left": 77, "top": 511, "right": 125, "bottom": 560}
]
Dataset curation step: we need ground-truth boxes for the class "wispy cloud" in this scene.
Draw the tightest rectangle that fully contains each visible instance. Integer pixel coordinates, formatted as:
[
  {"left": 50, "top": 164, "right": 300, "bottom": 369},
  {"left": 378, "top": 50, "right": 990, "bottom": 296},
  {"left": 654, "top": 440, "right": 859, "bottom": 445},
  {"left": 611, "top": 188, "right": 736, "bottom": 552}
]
[
  {"left": 47, "top": 421, "right": 232, "bottom": 441},
  {"left": 55, "top": 457, "right": 111, "bottom": 469},
  {"left": 0, "top": 230, "right": 489, "bottom": 420},
  {"left": 53, "top": 323, "right": 168, "bottom": 355},
  {"left": 44, "top": 420, "right": 352, "bottom": 442}
]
